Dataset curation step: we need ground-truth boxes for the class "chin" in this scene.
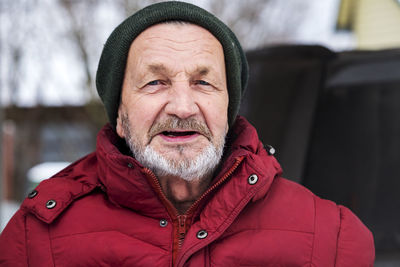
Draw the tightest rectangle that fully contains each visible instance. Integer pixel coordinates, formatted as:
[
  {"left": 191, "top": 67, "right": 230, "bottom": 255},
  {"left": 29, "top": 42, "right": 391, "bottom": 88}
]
[
  {"left": 160, "top": 151, "right": 202, "bottom": 163},
  {"left": 156, "top": 143, "right": 208, "bottom": 156}
]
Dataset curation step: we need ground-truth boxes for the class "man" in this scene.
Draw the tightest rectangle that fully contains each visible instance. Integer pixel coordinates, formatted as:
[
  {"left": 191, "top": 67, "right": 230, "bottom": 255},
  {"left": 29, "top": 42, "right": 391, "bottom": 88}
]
[{"left": 0, "top": 2, "right": 374, "bottom": 266}]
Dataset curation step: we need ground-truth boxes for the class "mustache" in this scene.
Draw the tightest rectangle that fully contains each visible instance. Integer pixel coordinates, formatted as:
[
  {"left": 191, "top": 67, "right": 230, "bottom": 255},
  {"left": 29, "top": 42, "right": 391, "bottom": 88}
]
[{"left": 148, "top": 117, "right": 213, "bottom": 140}]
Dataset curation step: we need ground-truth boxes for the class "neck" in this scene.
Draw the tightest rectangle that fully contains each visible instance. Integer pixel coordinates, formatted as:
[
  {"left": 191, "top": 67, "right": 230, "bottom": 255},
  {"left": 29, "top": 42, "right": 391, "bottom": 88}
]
[{"left": 158, "top": 174, "right": 212, "bottom": 214}]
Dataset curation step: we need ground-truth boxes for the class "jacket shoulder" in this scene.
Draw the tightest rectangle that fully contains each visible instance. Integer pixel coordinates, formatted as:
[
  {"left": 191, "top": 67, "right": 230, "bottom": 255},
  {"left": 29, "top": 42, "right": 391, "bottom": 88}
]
[
  {"left": 0, "top": 209, "right": 28, "bottom": 267},
  {"left": 21, "top": 152, "right": 100, "bottom": 224},
  {"left": 334, "top": 205, "right": 375, "bottom": 266},
  {"left": 256, "top": 177, "right": 375, "bottom": 265}
]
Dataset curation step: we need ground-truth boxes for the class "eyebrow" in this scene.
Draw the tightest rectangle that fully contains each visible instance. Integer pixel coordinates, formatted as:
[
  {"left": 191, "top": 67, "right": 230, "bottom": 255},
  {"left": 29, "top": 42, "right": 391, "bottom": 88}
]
[
  {"left": 148, "top": 64, "right": 169, "bottom": 75},
  {"left": 134, "top": 64, "right": 170, "bottom": 84},
  {"left": 193, "top": 66, "right": 209, "bottom": 76}
]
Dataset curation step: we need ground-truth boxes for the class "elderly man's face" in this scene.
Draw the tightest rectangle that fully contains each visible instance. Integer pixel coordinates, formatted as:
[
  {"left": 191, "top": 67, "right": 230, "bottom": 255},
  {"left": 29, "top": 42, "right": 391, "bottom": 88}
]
[{"left": 116, "top": 23, "right": 228, "bottom": 180}]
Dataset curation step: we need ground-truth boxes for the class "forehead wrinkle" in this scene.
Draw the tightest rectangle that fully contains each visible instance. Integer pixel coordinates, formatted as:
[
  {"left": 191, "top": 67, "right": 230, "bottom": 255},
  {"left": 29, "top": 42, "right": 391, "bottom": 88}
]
[
  {"left": 166, "top": 44, "right": 220, "bottom": 55},
  {"left": 142, "top": 36, "right": 201, "bottom": 50},
  {"left": 143, "top": 36, "right": 220, "bottom": 55},
  {"left": 163, "top": 36, "right": 200, "bottom": 44},
  {"left": 145, "top": 63, "right": 212, "bottom": 80}
]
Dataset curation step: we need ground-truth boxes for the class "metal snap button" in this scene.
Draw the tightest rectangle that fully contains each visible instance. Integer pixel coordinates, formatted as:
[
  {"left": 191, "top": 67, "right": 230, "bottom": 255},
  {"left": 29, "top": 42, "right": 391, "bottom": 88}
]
[
  {"left": 159, "top": 219, "right": 168, "bottom": 227},
  {"left": 265, "top": 144, "right": 276, "bottom": 156},
  {"left": 28, "top": 190, "right": 38, "bottom": 199},
  {"left": 196, "top": 230, "right": 208, "bottom": 239},
  {"left": 46, "top": 199, "right": 57, "bottom": 209},
  {"left": 248, "top": 174, "right": 258, "bottom": 185}
]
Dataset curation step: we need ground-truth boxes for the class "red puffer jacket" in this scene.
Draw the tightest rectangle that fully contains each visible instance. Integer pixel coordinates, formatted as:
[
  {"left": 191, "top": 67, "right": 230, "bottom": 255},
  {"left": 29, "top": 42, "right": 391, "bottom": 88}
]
[{"left": 0, "top": 116, "right": 374, "bottom": 266}]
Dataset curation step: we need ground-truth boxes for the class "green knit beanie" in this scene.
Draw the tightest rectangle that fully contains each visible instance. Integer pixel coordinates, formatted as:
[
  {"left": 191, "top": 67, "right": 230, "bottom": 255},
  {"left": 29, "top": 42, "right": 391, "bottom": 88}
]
[{"left": 96, "top": 1, "right": 248, "bottom": 128}]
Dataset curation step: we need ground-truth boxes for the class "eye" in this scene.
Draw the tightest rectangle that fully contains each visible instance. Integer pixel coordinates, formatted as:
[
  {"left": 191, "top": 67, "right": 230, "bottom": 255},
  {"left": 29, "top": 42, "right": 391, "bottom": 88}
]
[
  {"left": 140, "top": 79, "right": 168, "bottom": 93},
  {"left": 147, "top": 80, "right": 161, "bottom": 86},
  {"left": 196, "top": 80, "right": 210, "bottom": 86}
]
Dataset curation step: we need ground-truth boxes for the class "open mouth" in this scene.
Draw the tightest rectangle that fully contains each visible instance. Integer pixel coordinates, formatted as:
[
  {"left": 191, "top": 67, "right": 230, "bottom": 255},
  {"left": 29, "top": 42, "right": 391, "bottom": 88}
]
[
  {"left": 158, "top": 130, "right": 200, "bottom": 142},
  {"left": 162, "top": 131, "right": 197, "bottom": 137}
]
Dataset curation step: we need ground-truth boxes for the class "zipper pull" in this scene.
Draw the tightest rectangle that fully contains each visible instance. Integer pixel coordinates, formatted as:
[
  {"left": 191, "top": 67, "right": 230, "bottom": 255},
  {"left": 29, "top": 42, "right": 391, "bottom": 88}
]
[{"left": 178, "top": 215, "right": 187, "bottom": 246}]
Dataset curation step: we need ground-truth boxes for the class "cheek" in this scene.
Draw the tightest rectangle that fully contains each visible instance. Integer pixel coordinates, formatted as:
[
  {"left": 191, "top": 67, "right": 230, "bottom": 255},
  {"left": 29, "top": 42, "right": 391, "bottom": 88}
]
[
  {"left": 124, "top": 96, "right": 164, "bottom": 134},
  {"left": 202, "top": 95, "right": 229, "bottom": 134}
]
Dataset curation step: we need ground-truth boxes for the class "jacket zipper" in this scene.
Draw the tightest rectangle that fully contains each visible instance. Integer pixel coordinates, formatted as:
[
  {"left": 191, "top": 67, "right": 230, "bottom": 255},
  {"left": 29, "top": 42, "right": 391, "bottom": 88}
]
[
  {"left": 177, "top": 215, "right": 187, "bottom": 248},
  {"left": 176, "top": 156, "right": 244, "bottom": 251},
  {"left": 142, "top": 155, "right": 244, "bottom": 265},
  {"left": 185, "top": 156, "right": 244, "bottom": 216},
  {"left": 142, "top": 168, "right": 179, "bottom": 217},
  {"left": 142, "top": 169, "right": 191, "bottom": 252}
]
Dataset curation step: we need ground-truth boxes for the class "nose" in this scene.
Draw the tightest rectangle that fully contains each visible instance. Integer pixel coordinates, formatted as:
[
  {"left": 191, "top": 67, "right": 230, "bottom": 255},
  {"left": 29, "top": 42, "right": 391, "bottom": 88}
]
[{"left": 164, "top": 82, "right": 199, "bottom": 119}]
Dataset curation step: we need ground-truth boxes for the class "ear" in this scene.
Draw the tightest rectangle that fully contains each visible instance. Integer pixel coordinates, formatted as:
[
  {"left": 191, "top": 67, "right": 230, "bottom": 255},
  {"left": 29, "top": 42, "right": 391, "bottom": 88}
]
[{"left": 116, "top": 107, "right": 125, "bottom": 139}]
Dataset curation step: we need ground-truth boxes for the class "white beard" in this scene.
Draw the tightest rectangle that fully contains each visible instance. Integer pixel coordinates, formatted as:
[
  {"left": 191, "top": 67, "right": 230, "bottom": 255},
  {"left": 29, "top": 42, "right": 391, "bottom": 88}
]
[
  {"left": 121, "top": 114, "right": 226, "bottom": 181},
  {"left": 134, "top": 142, "right": 224, "bottom": 181}
]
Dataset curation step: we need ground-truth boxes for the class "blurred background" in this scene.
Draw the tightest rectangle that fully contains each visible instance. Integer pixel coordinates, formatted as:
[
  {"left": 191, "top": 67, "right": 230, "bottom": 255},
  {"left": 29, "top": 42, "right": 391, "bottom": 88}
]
[{"left": 1, "top": 0, "right": 400, "bottom": 265}]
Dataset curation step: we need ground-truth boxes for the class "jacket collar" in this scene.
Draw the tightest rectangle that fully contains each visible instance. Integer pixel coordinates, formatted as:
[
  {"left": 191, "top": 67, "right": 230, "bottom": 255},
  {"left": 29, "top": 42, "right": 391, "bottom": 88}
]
[
  {"left": 96, "top": 116, "right": 282, "bottom": 219},
  {"left": 22, "top": 116, "right": 282, "bottom": 224}
]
